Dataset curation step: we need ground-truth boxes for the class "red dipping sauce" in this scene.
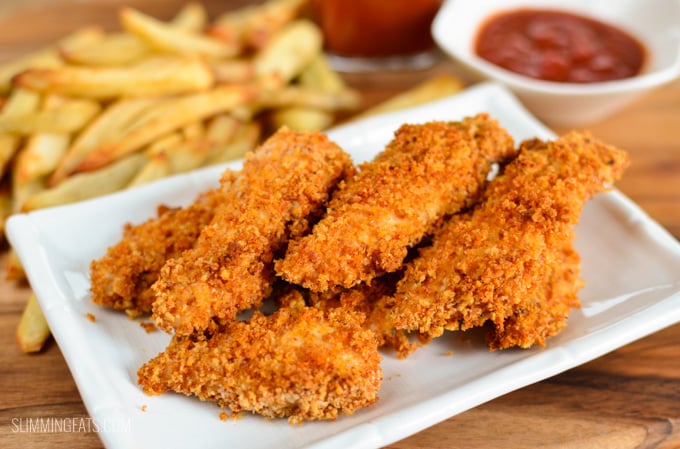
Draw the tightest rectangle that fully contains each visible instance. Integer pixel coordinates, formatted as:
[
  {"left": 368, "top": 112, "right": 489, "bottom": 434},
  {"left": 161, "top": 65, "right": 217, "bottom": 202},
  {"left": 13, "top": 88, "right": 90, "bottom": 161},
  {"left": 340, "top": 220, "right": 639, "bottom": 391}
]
[{"left": 474, "top": 9, "right": 646, "bottom": 83}]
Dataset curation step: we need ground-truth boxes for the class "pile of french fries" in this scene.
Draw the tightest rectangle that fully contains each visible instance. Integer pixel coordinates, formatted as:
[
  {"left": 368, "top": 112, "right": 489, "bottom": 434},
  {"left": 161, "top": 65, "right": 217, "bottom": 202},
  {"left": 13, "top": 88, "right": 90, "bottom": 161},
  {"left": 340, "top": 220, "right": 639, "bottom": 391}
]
[
  {"left": 3, "top": 0, "right": 364, "bottom": 352},
  {"left": 1, "top": 0, "right": 363, "bottom": 235},
  {"left": 4, "top": 0, "right": 466, "bottom": 353}
]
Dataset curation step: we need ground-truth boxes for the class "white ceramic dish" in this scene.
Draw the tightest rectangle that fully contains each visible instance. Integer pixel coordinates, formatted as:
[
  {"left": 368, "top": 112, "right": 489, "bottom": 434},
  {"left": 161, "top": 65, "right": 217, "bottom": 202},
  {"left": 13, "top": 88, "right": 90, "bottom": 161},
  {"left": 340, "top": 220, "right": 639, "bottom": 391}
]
[
  {"left": 432, "top": 0, "right": 680, "bottom": 126},
  {"left": 7, "top": 83, "right": 680, "bottom": 449}
]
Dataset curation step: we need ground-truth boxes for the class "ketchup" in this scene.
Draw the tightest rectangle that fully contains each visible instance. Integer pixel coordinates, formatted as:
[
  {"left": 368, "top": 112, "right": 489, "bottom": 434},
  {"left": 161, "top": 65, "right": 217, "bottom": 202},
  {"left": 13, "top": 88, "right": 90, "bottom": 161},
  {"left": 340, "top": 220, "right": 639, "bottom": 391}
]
[
  {"left": 311, "top": 0, "right": 442, "bottom": 57},
  {"left": 474, "top": 9, "right": 646, "bottom": 83}
]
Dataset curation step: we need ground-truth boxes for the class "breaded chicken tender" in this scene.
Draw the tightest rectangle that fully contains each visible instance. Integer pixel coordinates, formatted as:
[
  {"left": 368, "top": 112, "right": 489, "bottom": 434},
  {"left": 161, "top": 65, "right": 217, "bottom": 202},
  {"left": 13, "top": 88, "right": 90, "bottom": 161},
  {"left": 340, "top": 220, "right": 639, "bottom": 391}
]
[
  {"left": 89, "top": 170, "right": 236, "bottom": 316},
  {"left": 152, "top": 128, "right": 353, "bottom": 335},
  {"left": 138, "top": 292, "right": 382, "bottom": 423},
  {"left": 389, "top": 131, "right": 629, "bottom": 349},
  {"left": 488, "top": 240, "right": 583, "bottom": 350},
  {"left": 276, "top": 113, "right": 516, "bottom": 292},
  {"left": 307, "top": 272, "right": 420, "bottom": 358}
]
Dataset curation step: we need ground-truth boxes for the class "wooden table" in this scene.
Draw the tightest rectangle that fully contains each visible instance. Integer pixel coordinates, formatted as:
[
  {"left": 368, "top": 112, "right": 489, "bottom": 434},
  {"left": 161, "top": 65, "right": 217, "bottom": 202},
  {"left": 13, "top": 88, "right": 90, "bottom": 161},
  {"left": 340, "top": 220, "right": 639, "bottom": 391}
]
[{"left": 1, "top": 1, "right": 679, "bottom": 448}]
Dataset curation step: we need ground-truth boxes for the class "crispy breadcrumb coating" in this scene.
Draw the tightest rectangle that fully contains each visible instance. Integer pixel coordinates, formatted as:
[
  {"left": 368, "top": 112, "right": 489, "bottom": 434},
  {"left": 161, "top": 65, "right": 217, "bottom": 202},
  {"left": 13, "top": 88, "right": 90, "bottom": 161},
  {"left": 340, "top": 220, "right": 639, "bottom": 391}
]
[
  {"left": 152, "top": 128, "right": 353, "bottom": 336},
  {"left": 487, "top": 239, "right": 583, "bottom": 350},
  {"left": 89, "top": 170, "right": 236, "bottom": 317},
  {"left": 389, "top": 131, "right": 629, "bottom": 349},
  {"left": 275, "top": 113, "right": 516, "bottom": 292},
  {"left": 138, "top": 292, "right": 382, "bottom": 423},
  {"left": 308, "top": 272, "right": 421, "bottom": 358}
]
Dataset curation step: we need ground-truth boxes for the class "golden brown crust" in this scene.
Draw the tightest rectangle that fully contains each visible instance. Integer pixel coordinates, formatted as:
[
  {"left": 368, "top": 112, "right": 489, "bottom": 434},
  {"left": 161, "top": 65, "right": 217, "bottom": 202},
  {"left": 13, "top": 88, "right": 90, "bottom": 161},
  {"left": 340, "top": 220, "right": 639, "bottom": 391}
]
[
  {"left": 307, "top": 272, "right": 421, "bottom": 358},
  {"left": 276, "top": 113, "right": 516, "bottom": 292},
  {"left": 138, "top": 292, "right": 382, "bottom": 423},
  {"left": 389, "top": 131, "right": 629, "bottom": 349},
  {"left": 89, "top": 173, "right": 235, "bottom": 316},
  {"left": 151, "top": 128, "right": 353, "bottom": 335}
]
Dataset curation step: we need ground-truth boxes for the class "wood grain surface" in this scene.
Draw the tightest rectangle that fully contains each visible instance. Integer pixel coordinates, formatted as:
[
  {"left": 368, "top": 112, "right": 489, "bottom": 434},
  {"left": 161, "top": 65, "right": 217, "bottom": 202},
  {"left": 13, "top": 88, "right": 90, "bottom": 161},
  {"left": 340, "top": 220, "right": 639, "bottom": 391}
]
[{"left": 0, "top": 1, "right": 679, "bottom": 448}]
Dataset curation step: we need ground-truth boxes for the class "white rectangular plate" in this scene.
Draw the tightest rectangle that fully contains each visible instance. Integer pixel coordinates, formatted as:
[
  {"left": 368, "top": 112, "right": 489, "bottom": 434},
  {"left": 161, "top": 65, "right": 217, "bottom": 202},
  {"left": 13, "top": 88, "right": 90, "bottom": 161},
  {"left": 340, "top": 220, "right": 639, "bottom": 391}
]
[{"left": 7, "top": 82, "right": 680, "bottom": 449}]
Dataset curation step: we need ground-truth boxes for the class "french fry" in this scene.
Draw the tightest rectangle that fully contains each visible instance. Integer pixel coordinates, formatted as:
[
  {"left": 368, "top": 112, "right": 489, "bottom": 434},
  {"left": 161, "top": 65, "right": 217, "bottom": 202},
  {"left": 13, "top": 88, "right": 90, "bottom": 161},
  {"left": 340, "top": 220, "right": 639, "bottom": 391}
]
[
  {"left": 0, "top": 134, "right": 22, "bottom": 158},
  {"left": 0, "top": 26, "right": 103, "bottom": 93},
  {"left": 165, "top": 138, "right": 212, "bottom": 174},
  {"left": 55, "top": 26, "right": 107, "bottom": 57},
  {"left": 353, "top": 74, "right": 465, "bottom": 120},
  {"left": 166, "top": 122, "right": 213, "bottom": 172},
  {"left": 142, "top": 114, "right": 243, "bottom": 175},
  {"left": 74, "top": 84, "right": 258, "bottom": 173},
  {"left": 205, "top": 121, "right": 260, "bottom": 165},
  {"left": 121, "top": 7, "right": 239, "bottom": 59},
  {"left": 170, "top": 1, "right": 208, "bottom": 32},
  {"left": 131, "top": 123, "right": 214, "bottom": 187},
  {"left": 144, "top": 132, "right": 184, "bottom": 157},
  {"left": 0, "top": 88, "right": 42, "bottom": 117},
  {"left": 11, "top": 171, "right": 45, "bottom": 214},
  {"left": 61, "top": 5, "right": 204, "bottom": 66},
  {"left": 61, "top": 3, "right": 207, "bottom": 67},
  {"left": 209, "top": 59, "right": 255, "bottom": 83},
  {"left": 14, "top": 55, "right": 214, "bottom": 100},
  {"left": 0, "top": 135, "right": 22, "bottom": 178},
  {"left": 180, "top": 121, "right": 204, "bottom": 141},
  {"left": 10, "top": 95, "right": 71, "bottom": 185},
  {"left": 16, "top": 293, "right": 51, "bottom": 353},
  {"left": 5, "top": 172, "right": 25, "bottom": 282},
  {"left": 0, "top": 97, "right": 100, "bottom": 134},
  {"left": 270, "top": 54, "right": 352, "bottom": 131},
  {"left": 49, "top": 97, "right": 161, "bottom": 186},
  {"left": 128, "top": 133, "right": 183, "bottom": 187},
  {"left": 299, "top": 54, "right": 347, "bottom": 90},
  {"left": 127, "top": 154, "right": 171, "bottom": 188},
  {"left": 14, "top": 134, "right": 69, "bottom": 185},
  {"left": 0, "top": 49, "right": 60, "bottom": 95},
  {"left": 253, "top": 20, "right": 323, "bottom": 85},
  {"left": 205, "top": 114, "right": 241, "bottom": 143},
  {"left": 133, "top": 115, "right": 243, "bottom": 182},
  {"left": 271, "top": 108, "right": 333, "bottom": 132},
  {"left": 206, "top": 5, "right": 251, "bottom": 47},
  {"left": 0, "top": 89, "right": 41, "bottom": 177},
  {"left": 0, "top": 180, "right": 10, "bottom": 236},
  {"left": 22, "top": 153, "right": 147, "bottom": 211},
  {"left": 260, "top": 85, "right": 361, "bottom": 111},
  {"left": 209, "top": 0, "right": 307, "bottom": 50},
  {"left": 5, "top": 248, "right": 26, "bottom": 281},
  {"left": 60, "top": 32, "right": 151, "bottom": 67}
]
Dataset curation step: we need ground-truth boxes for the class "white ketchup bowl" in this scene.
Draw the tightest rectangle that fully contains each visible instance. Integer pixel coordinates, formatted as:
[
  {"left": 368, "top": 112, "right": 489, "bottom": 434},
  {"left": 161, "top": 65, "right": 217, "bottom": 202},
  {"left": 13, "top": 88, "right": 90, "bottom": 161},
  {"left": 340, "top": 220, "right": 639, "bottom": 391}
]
[{"left": 432, "top": 0, "right": 680, "bottom": 126}]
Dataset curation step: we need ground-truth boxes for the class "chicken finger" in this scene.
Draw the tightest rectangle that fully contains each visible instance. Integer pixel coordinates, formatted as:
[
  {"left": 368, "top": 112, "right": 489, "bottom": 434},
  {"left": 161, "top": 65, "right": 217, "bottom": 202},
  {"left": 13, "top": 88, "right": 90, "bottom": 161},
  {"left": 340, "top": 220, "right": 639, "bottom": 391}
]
[
  {"left": 389, "top": 131, "right": 629, "bottom": 349},
  {"left": 307, "top": 271, "right": 421, "bottom": 358},
  {"left": 89, "top": 170, "right": 236, "bottom": 316},
  {"left": 152, "top": 128, "right": 353, "bottom": 335},
  {"left": 276, "top": 113, "right": 516, "bottom": 291},
  {"left": 138, "top": 291, "right": 382, "bottom": 423}
]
